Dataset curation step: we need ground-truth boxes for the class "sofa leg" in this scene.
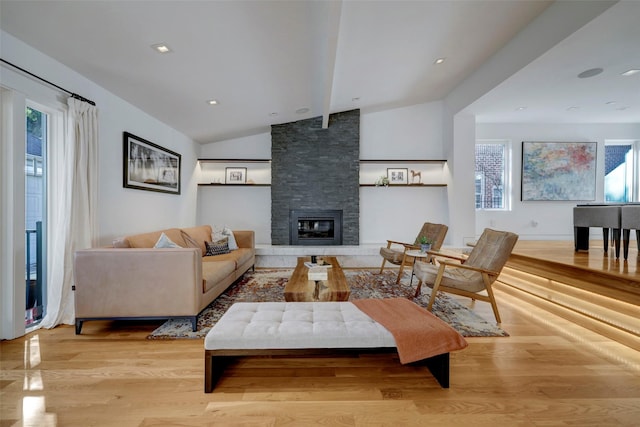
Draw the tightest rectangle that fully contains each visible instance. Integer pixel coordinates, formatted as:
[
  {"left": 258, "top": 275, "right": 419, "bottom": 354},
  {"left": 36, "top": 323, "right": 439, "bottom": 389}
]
[
  {"left": 190, "top": 316, "right": 198, "bottom": 332},
  {"left": 75, "top": 319, "right": 83, "bottom": 335}
]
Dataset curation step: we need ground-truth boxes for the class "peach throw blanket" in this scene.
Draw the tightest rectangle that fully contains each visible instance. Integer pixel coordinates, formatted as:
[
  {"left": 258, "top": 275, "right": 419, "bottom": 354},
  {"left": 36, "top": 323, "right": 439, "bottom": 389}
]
[{"left": 352, "top": 298, "right": 468, "bottom": 364}]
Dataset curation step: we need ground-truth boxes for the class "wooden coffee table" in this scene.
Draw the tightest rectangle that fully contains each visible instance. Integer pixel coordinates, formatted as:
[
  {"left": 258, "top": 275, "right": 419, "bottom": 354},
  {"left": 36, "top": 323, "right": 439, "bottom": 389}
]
[{"left": 284, "top": 256, "right": 350, "bottom": 302}]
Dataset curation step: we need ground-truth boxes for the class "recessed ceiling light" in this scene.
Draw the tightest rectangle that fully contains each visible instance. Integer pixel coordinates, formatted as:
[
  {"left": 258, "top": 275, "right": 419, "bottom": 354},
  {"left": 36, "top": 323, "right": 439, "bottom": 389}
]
[
  {"left": 566, "top": 106, "right": 580, "bottom": 111},
  {"left": 296, "top": 107, "right": 310, "bottom": 114},
  {"left": 352, "top": 97, "right": 360, "bottom": 102},
  {"left": 269, "top": 112, "right": 278, "bottom": 117},
  {"left": 515, "top": 106, "right": 527, "bottom": 111},
  {"left": 606, "top": 101, "right": 617, "bottom": 105},
  {"left": 577, "top": 67, "right": 603, "bottom": 78},
  {"left": 434, "top": 58, "right": 445, "bottom": 65},
  {"left": 151, "top": 43, "right": 172, "bottom": 54},
  {"left": 621, "top": 69, "right": 640, "bottom": 76},
  {"left": 616, "top": 106, "right": 630, "bottom": 111},
  {"left": 206, "top": 99, "right": 218, "bottom": 105}
]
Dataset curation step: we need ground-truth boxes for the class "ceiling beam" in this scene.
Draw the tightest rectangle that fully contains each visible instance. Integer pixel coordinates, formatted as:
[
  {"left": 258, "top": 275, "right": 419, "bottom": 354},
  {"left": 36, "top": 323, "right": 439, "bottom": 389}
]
[{"left": 322, "top": 0, "right": 343, "bottom": 129}]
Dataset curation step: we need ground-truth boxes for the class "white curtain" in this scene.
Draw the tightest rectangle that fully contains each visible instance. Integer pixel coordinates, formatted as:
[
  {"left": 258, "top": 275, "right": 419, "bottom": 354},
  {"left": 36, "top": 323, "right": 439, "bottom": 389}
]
[{"left": 40, "top": 97, "right": 98, "bottom": 329}]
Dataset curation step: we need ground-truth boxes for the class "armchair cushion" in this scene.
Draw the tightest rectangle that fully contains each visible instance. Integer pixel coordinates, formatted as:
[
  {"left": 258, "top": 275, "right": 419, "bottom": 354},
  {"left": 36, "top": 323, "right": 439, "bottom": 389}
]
[
  {"left": 414, "top": 261, "right": 485, "bottom": 293},
  {"left": 379, "top": 246, "right": 407, "bottom": 263}
]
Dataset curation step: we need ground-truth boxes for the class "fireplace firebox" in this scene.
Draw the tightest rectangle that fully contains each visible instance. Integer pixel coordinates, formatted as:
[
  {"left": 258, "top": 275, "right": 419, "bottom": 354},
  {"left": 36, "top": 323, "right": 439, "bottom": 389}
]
[{"left": 290, "top": 209, "right": 343, "bottom": 245}]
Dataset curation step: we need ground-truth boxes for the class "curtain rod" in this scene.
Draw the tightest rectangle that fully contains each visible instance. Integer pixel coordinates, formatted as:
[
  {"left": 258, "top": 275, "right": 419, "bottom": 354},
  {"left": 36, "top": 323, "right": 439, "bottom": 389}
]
[{"left": 1, "top": 58, "right": 96, "bottom": 106}]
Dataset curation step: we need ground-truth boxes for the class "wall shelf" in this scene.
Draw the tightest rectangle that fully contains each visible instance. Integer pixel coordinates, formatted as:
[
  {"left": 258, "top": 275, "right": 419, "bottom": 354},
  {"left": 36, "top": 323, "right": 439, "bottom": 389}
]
[
  {"left": 198, "top": 159, "right": 445, "bottom": 163},
  {"left": 359, "top": 159, "right": 446, "bottom": 164},
  {"left": 197, "top": 159, "right": 447, "bottom": 186},
  {"left": 198, "top": 183, "right": 270, "bottom": 187},
  {"left": 359, "top": 183, "right": 446, "bottom": 187},
  {"left": 198, "top": 158, "right": 271, "bottom": 185},
  {"left": 359, "top": 159, "right": 447, "bottom": 186},
  {"left": 198, "top": 158, "right": 271, "bottom": 163}
]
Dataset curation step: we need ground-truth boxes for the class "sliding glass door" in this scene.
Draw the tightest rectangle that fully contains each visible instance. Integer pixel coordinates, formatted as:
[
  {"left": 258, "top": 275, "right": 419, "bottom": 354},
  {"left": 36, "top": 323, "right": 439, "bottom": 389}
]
[{"left": 25, "top": 105, "right": 47, "bottom": 326}]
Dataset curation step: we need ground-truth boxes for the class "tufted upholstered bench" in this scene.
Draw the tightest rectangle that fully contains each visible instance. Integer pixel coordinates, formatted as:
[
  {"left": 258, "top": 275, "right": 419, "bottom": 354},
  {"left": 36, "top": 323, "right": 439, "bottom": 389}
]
[{"left": 204, "top": 301, "right": 457, "bottom": 391}]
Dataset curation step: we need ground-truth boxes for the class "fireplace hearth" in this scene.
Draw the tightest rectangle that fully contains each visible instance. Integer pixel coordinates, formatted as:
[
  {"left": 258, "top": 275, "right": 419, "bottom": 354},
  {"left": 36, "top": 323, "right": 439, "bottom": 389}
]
[{"left": 290, "top": 209, "right": 343, "bottom": 245}]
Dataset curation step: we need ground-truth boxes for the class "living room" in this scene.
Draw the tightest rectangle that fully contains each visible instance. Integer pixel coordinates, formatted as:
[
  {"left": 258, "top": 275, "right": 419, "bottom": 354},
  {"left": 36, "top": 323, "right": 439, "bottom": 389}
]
[
  {"left": 1, "top": 1, "right": 640, "bottom": 424},
  {"left": 2, "top": 0, "right": 639, "bottom": 333}
]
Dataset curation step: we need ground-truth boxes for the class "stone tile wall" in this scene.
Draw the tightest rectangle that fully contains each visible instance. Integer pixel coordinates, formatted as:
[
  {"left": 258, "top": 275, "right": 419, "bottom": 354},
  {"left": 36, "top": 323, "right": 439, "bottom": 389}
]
[{"left": 271, "top": 109, "right": 360, "bottom": 245}]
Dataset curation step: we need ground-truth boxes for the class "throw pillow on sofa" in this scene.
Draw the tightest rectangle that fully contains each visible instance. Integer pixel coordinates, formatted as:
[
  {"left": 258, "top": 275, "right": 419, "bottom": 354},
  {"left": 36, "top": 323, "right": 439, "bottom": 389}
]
[
  {"left": 154, "top": 232, "right": 181, "bottom": 248},
  {"left": 205, "top": 238, "right": 230, "bottom": 256},
  {"left": 212, "top": 225, "right": 238, "bottom": 250}
]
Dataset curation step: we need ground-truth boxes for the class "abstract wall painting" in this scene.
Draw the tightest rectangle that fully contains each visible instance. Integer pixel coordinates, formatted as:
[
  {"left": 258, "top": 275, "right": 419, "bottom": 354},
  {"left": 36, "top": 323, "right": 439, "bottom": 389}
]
[{"left": 521, "top": 141, "right": 596, "bottom": 201}]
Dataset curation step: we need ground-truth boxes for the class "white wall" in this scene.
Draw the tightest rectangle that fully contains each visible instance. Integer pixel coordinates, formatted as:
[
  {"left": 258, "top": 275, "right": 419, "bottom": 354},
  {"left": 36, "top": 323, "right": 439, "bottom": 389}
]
[
  {"left": 0, "top": 31, "right": 200, "bottom": 246},
  {"left": 198, "top": 102, "right": 450, "bottom": 245},
  {"left": 360, "top": 103, "right": 448, "bottom": 245},
  {"left": 476, "top": 122, "right": 640, "bottom": 239}
]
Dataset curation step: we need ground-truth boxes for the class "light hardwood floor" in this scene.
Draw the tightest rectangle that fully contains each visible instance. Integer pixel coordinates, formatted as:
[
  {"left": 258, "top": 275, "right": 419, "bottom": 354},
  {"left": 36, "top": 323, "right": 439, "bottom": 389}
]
[{"left": 2, "top": 255, "right": 640, "bottom": 426}]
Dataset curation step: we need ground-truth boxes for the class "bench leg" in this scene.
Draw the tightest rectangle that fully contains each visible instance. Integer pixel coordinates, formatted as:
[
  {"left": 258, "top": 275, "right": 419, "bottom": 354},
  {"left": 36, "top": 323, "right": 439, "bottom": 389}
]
[
  {"left": 204, "top": 352, "right": 231, "bottom": 393},
  {"left": 424, "top": 352, "right": 450, "bottom": 388}
]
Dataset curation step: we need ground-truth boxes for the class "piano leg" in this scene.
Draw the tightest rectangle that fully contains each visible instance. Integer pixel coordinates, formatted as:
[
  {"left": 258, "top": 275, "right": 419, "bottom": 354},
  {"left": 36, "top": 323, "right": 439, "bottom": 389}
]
[
  {"left": 612, "top": 228, "right": 621, "bottom": 259},
  {"left": 574, "top": 226, "right": 589, "bottom": 252},
  {"left": 623, "top": 229, "right": 630, "bottom": 260}
]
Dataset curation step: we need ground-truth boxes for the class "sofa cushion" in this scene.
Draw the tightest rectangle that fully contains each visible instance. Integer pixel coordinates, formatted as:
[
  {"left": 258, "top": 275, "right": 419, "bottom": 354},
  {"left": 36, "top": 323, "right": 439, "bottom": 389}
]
[
  {"left": 203, "top": 247, "right": 253, "bottom": 268},
  {"left": 180, "top": 230, "right": 201, "bottom": 250},
  {"left": 181, "top": 225, "right": 212, "bottom": 254},
  {"left": 202, "top": 261, "right": 236, "bottom": 293},
  {"left": 127, "top": 228, "right": 186, "bottom": 248}
]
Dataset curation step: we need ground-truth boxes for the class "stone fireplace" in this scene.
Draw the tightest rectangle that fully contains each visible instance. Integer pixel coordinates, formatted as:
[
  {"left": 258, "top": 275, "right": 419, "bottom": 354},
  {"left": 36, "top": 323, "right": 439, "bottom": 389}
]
[{"left": 271, "top": 109, "right": 359, "bottom": 245}]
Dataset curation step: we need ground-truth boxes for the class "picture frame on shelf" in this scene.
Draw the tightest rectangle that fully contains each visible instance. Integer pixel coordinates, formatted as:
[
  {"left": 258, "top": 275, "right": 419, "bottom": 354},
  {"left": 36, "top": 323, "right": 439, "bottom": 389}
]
[
  {"left": 123, "top": 132, "right": 181, "bottom": 194},
  {"left": 387, "top": 168, "right": 408, "bottom": 185},
  {"left": 225, "top": 167, "right": 247, "bottom": 184}
]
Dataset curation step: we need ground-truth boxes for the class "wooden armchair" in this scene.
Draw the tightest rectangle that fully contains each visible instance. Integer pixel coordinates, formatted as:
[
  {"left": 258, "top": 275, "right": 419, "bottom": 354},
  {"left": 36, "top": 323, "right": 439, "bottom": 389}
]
[
  {"left": 379, "top": 222, "right": 448, "bottom": 284},
  {"left": 413, "top": 228, "right": 518, "bottom": 323}
]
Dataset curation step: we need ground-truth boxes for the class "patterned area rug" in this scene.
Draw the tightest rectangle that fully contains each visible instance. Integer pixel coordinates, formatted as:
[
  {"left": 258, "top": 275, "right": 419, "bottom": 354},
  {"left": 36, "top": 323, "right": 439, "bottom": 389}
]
[{"left": 147, "top": 269, "right": 509, "bottom": 339}]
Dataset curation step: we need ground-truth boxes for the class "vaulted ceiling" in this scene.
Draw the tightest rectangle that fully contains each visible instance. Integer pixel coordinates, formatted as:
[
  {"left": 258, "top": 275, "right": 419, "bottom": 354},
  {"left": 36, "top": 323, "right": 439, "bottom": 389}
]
[{"left": 1, "top": 1, "right": 638, "bottom": 144}]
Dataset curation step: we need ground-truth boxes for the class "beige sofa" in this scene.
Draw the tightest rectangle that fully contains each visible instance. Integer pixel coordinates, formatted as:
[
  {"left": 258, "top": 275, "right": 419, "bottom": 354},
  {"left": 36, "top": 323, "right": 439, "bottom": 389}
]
[{"left": 73, "top": 225, "right": 255, "bottom": 334}]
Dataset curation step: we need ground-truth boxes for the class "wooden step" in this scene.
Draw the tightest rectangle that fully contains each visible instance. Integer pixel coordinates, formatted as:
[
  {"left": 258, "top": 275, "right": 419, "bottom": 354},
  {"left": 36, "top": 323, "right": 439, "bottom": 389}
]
[
  {"left": 497, "top": 264, "right": 640, "bottom": 352},
  {"left": 506, "top": 252, "right": 640, "bottom": 305}
]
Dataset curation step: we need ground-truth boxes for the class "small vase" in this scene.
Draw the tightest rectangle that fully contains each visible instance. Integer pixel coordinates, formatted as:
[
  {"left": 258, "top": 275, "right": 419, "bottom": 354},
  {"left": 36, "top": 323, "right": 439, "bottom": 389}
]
[{"left": 420, "top": 244, "right": 431, "bottom": 253}]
